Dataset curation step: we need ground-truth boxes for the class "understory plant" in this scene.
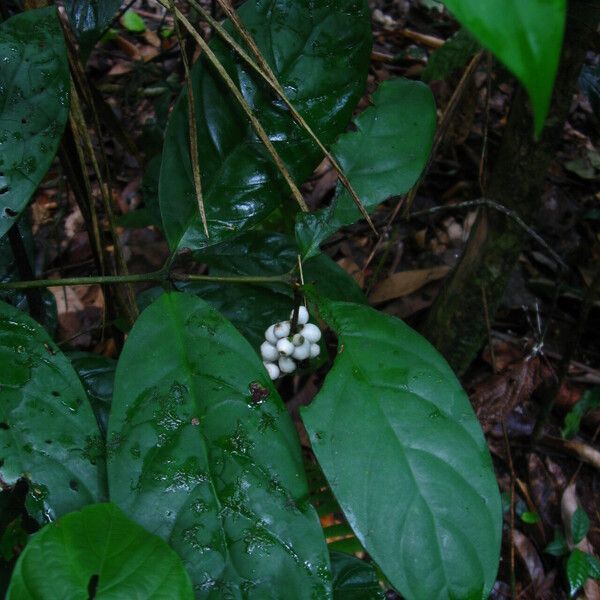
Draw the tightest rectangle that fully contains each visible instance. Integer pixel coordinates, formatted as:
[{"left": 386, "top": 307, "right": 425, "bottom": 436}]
[{"left": 0, "top": 0, "right": 568, "bottom": 597}]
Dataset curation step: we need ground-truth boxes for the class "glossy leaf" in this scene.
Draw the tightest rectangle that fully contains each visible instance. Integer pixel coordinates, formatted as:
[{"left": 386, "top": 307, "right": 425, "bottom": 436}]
[
  {"left": 331, "top": 552, "right": 384, "bottom": 600},
  {"left": 587, "top": 553, "right": 600, "bottom": 580},
  {"left": 567, "top": 549, "right": 591, "bottom": 597},
  {"left": 0, "top": 301, "right": 105, "bottom": 523},
  {"left": 107, "top": 292, "right": 331, "bottom": 597},
  {"left": 296, "top": 78, "right": 436, "bottom": 259},
  {"left": 422, "top": 29, "right": 480, "bottom": 82},
  {"left": 68, "top": 351, "right": 116, "bottom": 437},
  {"left": 65, "top": 0, "right": 123, "bottom": 58},
  {"left": 0, "top": 7, "right": 70, "bottom": 239},
  {"left": 159, "top": 0, "right": 371, "bottom": 251},
  {"left": 571, "top": 507, "right": 590, "bottom": 545},
  {"left": 441, "top": 0, "right": 566, "bottom": 136},
  {"left": 7, "top": 503, "right": 194, "bottom": 599},
  {"left": 302, "top": 300, "right": 502, "bottom": 599}
]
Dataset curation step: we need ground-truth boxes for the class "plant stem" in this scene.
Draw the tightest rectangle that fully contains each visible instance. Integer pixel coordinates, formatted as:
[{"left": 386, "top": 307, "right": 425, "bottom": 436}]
[
  {"left": 0, "top": 271, "right": 293, "bottom": 291},
  {"left": 169, "top": 0, "right": 209, "bottom": 237}
]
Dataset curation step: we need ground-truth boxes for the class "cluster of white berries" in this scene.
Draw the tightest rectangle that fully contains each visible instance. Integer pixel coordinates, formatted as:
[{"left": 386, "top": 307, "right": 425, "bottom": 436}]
[{"left": 261, "top": 306, "right": 322, "bottom": 380}]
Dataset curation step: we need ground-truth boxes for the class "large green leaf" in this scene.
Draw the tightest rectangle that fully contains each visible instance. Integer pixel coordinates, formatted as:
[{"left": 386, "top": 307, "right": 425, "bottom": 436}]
[
  {"left": 0, "top": 301, "right": 105, "bottom": 523},
  {"left": 296, "top": 78, "right": 436, "bottom": 259},
  {"left": 159, "top": 0, "right": 371, "bottom": 251},
  {"left": 442, "top": 0, "right": 566, "bottom": 136},
  {"left": 7, "top": 503, "right": 194, "bottom": 599},
  {"left": 107, "top": 292, "right": 331, "bottom": 598},
  {"left": 330, "top": 552, "right": 384, "bottom": 600},
  {"left": 65, "top": 0, "right": 123, "bottom": 59},
  {"left": 0, "top": 7, "right": 70, "bottom": 239},
  {"left": 302, "top": 300, "right": 502, "bottom": 599}
]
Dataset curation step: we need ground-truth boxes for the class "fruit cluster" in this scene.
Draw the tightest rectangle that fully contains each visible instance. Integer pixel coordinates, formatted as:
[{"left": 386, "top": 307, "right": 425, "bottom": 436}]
[{"left": 260, "top": 306, "right": 322, "bottom": 380}]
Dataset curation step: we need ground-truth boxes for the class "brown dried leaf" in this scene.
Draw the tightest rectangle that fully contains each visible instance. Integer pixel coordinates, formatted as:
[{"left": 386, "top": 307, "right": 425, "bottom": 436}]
[
  {"left": 513, "top": 529, "right": 546, "bottom": 590},
  {"left": 369, "top": 265, "right": 450, "bottom": 304}
]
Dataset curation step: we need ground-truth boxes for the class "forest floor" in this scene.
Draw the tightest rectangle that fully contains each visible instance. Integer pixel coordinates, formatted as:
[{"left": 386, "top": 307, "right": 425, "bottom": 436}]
[{"left": 23, "top": 0, "right": 600, "bottom": 597}]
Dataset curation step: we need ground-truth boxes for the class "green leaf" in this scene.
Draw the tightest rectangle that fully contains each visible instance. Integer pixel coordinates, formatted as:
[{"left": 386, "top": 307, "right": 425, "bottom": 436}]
[
  {"left": 562, "top": 388, "right": 600, "bottom": 439},
  {"left": 441, "top": 0, "right": 566, "bottom": 136},
  {"left": 571, "top": 507, "right": 590, "bottom": 545},
  {"left": 301, "top": 300, "right": 502, "bottom": 599},
  {"left": 68, "top": 351, "right": 116, "bottom": 437},
  {"left": 107, "top": 292, "right": 331, "bottom": 597},
  {"left": 0, "top": 301, "right": 105, "bottom": 523},
  {"left": 6, "top": 503, "right": 194, "bottom": 599},
  {"left": 330, "top": 552, "right": 384, "bottom": 600},
  {"left": 521, "top": 511, "right": 541, "bottom": 524},
  {"left": 159, "top": 0, "right": 372, "bottom": 251},
  {"left": 567, "top": 549, "right": 591, "bottom": 597},
  {"left": 544, "top": 530, "right": 568, "bottom": 557},
  {"left": 296, "top": 78, "right": 436, "bottom": 259},
  {"left": 587, "top": 553, "right": 600, "bottom": 580},
  {"left": 121, "top": 9, "right": 146, "bottom": 33},
  {"left": 0, "top": 7, "right": 70, "bottom": 239},
  {"left": 422, "top": 29, "right": 480, "bottom": 82},
  {"left": 65, "top": 0, "right": 123, "bottom": 59}
]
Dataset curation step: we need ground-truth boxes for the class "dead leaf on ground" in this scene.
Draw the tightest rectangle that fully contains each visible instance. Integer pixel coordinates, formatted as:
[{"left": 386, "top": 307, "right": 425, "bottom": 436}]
[
  {"left": 369, "top": 265, "right": 450, "bottom": 304},
  {"left": 513, "top": 529, "right": 546, "bottom": 592}
]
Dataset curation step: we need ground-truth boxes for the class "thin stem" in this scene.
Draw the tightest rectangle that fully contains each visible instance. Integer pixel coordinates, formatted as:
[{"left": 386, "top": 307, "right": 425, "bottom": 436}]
[
  {"left": 185, "top": 0, "right": 377, "bottom": 235},
  {"left": 0, "top": 270, "right": 293, "bottom": 291},
  {"left": 172, "top": 273, "right": 292, "bottom": 285},
  {"left": 160, "top": 0, "right": 308, "bottom": 212},
  {"left": 169, "top": 0, "right": 209, "bottom": 237},
  {"left": 409, "top": 198, "right": 568, "bottom": 272}
]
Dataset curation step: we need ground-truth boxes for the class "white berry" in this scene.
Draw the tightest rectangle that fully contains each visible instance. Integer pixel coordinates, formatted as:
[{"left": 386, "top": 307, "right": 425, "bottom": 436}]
[
  {"left": 278, "top": 356, "right": 296, "bottom": 374},
  {"left": 300, "top": 323, "right": 321, "bottom": 343},
  {"left": 292, "top": 338, "right": 311, "bottom": 360},
  {"left": 273, "top": 321, "right": 291, "bottom": 339},
  {"left": 290, "top": 306, "right": 309, "bottom": 325},
  {"left": 260, "top": 341, "right": 278, "bottom": 362},
  {"left": 276, "top": 338, "right": 294, "bottom": 357},
  {"left": 265, "top": 324, "right": 277, "bottom": 344},
  {"left": 309, "top": 343, "right": 321, "bottom": 358},
  {"left": 292, "top": 333, "right": 305, "bottom": 346},
  {"left": 263, "top": 361, "right": 280, "bottom": 380}
]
